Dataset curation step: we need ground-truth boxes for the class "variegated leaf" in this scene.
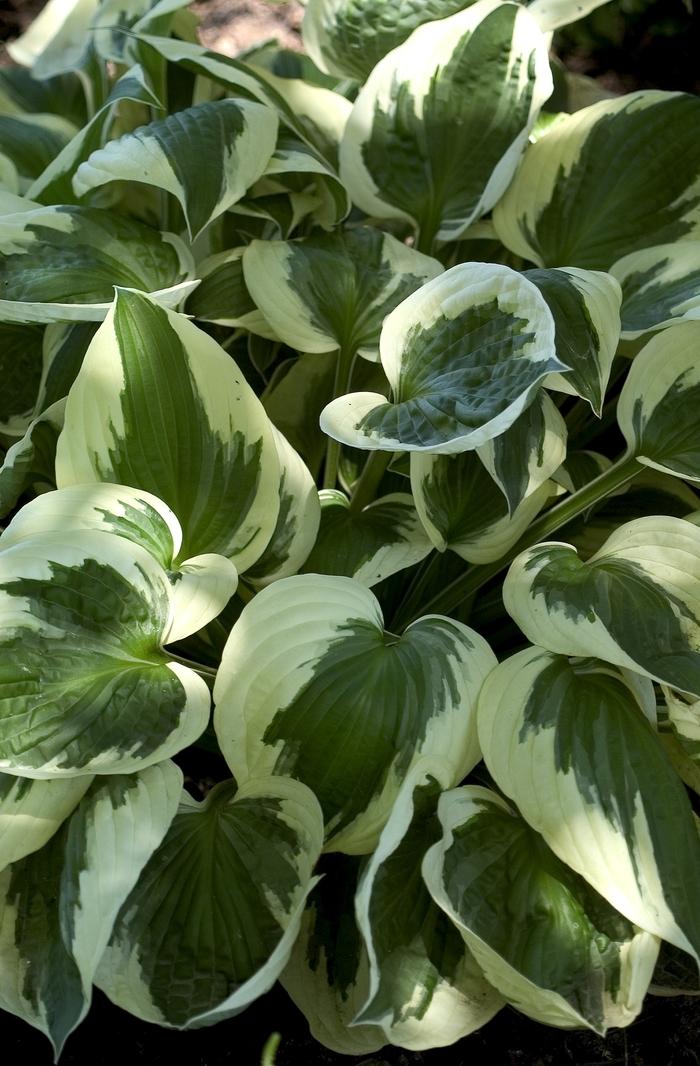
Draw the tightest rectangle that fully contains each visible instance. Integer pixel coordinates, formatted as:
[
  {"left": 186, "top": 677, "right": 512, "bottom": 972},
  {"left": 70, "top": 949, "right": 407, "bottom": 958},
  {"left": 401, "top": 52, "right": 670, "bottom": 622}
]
[
  {"left": 96, "top": 777, "right": 324, "bottom": 1027},
  {"left": 252, "top": 132, "right": 350, "bottom": 230},
  {"left": 0, "top": 323, "right": 45, "bottom": 435},
  {"left": 525, "top": 267, "right": 622, "bottom": 414},
  {"left": 411, "top": 449, "right": 552, "bottom": 564},
  {"left": 355, "top": 760, "right": 503, "bottom": 1049},
  {"left": 477, "top": 391, "right": 567, "bottom": 514},
  {"left": 55, "top": 289, "right": 280, "bottom": 571},
  {"left": 91, "top": 0, "right": 193, "bottom": 62},
  {"left": 0, "top": 762, "right": 181, "bottom": 1054},
  {"left": 73, "top": 99, "right": 279, "bottom": 240},
  {"left": 184, "top": 248, "right": 274, "bottom": 336},
  {"left": 281, "top": 855, "right": 386, "bottom": 1056},
  {"left": 493, "top": 91, "right": 700, "bottom": 269},
  {"left": 320, "top": 263, "right": 562, "bottom": 454},
  {"left": 301, "top": 490, "right": 432, "bottom": 586},
  {"left": 0, "top": 112, "right": 76, "bottom": 186},
  {"left": 6, "top": 0, "right": 98, "bottom": 79},
  {"left": 27, "top": 64, "right": 163, "bottom": 206},
  {"left": 339, "top": 0, "right": 552, "bottom": 246},
  {"left": 214, "top": 574, "right": 496, "bottom": 854},
  {"left": 242, "top": 227, "right": 442, "bottom": 360},
  {"left": 423, "top": 783, "right": 660, "bottom": 1032},
  {"left": 0, "top": 774, "right": 92, "bottom": 872},
  {"left": 504, "top": 515, "right": 700, "bottom": 695},
  {"left": 0, "top": 530, "right": 210, "bottom": 777},
  {"left": 477, "top": 649, "right": 700, "bottom": 966},
  {"left": 527, "top": 0, "right": 614, "bottom": 30},
  {"left": 663, "top": 687, "right": 700, "bottom": 763},
  {"left": 0, "top": 205, "right": 194, "bottom": 324},
  {"left": 245, "top": 427, "right": 321, "bottom": 586},
  {"left": 611, "top": 243, "right": 700, "bottom": 339},
  {"left": 0, "top": 484, "right": 238, "bottom": 643},
  {"left": 617, "top": 322, "right": 700, "bottom": 483}
]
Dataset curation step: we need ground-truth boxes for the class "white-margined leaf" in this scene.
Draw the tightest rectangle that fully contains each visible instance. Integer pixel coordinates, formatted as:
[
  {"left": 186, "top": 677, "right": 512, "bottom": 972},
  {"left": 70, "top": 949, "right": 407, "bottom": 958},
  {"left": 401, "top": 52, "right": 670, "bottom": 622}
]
[
  {"left": 355, "top": 760, "right": 503, "bottom": 1049},
  {"left": 245, "top": 427, "right": 321, "bottom": 586},
  {"left": 617, "top": 322, "right": 700, "bottom": 483},
  {"left": 0, "top": 774, "right": 92, "bottom": 872},
  {"left": 525, "top": 267, "right": 622, "bottom": 415},
  {"left": 527, "top": 0, "right": 615, "bottom": 31},
  {"left": 32, "top": 321, "right": 98, "bottom": 417},
  {"left": 91, "top": 0, "right": 192, "bottom": 62},
  {"left": 477, "top": 391, "right": 567, "bottom": 514},
  {"left": 320, "top": 263, "right": 562, "bottom": 454},
  {"left": 0, "top": 529, "right": 210, "bottom": 777},
  {"left": 411, "top": 449, "right": 552, "bottom": 564},
  {"left": 250, "top": 66, "right": 352, "bottom": 163},
  {"left": 0, "top": 398, "right": 64, "bottom": 517},
  {"left": 6, "top": 0, "right": 98, "bottom": 79},
  {"left": 73, "top": 99, "right": 279, "bottom": 240},
  {"left": 96, "top": 776, "right": 323, "bottom": 1028},
  {"left": 611, "top": 243, "right": 700, "bottom": 339},
  {"left": 339, "top": 0, "right": 552, "bottom": 246},
  {"left": 493, "top": 91, "right": 700, "bottom": 270},
  {"left": 301, "top": 490, "right": 432, "bottom": 587},
  {"left": 252, "top": 131, "right": 350, "bottom": 230},
  {"left": 214, "top": 574, "right": 496, "bottom": 854},
  {"left": 663, "top": 687, "right": 700, "bottom": 763},
  {"left": 0, "top": 205, "right": 194, "bottom": 323},
  {"left": 477, "top": 648, "right": 700, "bottom": 966},
  {"left": 302, "top": 0, "right": 470, "bottom": 81},
  {"left": 553, "top": 449, "right": 611, "bottom": 494},
  {"left": 423, "top": 783, "right": 660, "bottom": 1033},
  {"left": 27, "top": 64, "right": 163, "bottom": 206},
  {"left": 504, "top": 515, "right": 700, "bottom": 696},
  {"left": 0, "top": 762, "right": 181, "bottom": 1055},
  {"left": 281, "top": 855, "right": 386, "bottom": 1056},
  {"left": 0, "top": 484, "right": 238, "bottom": 643},
  {"left": 242, "top": 227, "right": 442, "bottom": 360},
  {"left": 55, "top": 288, "right": 280, "bottom": 571}
]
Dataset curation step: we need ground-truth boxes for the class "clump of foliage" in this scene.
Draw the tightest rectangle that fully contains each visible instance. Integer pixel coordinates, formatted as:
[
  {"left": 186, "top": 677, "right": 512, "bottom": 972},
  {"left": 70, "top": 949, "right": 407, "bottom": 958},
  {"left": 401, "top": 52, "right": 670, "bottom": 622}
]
[{"left": 0, "top": 0, "right": 699, "bottom": 1058}]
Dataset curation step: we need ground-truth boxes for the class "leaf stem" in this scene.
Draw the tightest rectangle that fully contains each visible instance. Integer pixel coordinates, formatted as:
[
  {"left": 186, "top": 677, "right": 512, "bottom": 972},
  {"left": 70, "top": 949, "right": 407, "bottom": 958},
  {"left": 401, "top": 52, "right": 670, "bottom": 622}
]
[
  {"left": 405, "top": 453, "right": 643, "bottom": 624},
  {"left": 349, "top": 450, "right": 392, "bottom": 513},
  {"left": 165, "top": 652, "right": 218, "bottom": 682},
  {"left": 323, "top": 346, "right": 355, "bottom": 490}
]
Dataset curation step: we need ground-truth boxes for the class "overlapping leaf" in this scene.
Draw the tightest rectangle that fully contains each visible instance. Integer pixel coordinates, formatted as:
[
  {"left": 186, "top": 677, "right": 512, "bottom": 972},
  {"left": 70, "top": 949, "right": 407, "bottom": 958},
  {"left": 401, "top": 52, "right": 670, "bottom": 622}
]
[
  {"left": 477, "top": 649, "right": 700, "bottom": 966},
  {"left": 339, "top": 0, "right": 552, "bottom": 246},
  {"left": 321, "top": 263, "right": 563, "bottom": 454},
  {"left": 214, "top": 574, "right": 496, "bottom": 853}
]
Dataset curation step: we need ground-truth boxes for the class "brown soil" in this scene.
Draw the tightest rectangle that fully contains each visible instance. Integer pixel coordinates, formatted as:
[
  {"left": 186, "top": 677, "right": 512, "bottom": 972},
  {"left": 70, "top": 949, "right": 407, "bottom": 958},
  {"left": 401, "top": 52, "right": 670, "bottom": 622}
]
[{"left": 194, "top": 0, "right": 303, "bottom": 55}]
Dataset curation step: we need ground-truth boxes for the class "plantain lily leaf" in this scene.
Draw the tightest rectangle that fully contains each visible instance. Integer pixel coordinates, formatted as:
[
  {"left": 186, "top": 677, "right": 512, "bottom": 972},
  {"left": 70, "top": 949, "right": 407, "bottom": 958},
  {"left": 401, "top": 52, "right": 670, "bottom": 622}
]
[
  {"left": 0, "top": 399, "right": 64, "bottom": 517},
  {"left": 0, "top": 774, "right": 92, "bottom": 872},
  {"left": 320, "top": 263, "right": 563, "bottom": 454},
  {"left": 617, "top": 322, "right": 700, "bottom": 483},
  {"left": 184, "top": 248, "right": 275, "bottom": 337},
  {"left": 302, "top": 0, "right": 470, "bottom": 81},
  {"left": 55, "top": 288, "right": 281, "bottom": 571},
  {"left": 527, "top": 0, "right": 615, "bottom": 30},
  {"left": 0, "top": 113, "right": 76, "bottom": 185},
  {"left": 0, "top": 484, "right": 238, "bottom": 643},
  {"left": 0, "top": 762, "right": 181, "bottom": 1055},
  {"left": 250, "top": 67, "right": 352, "bottom": 164},
  {"left": 553, "top": 449, "right": 611, "bottom": 494},
  {"left": 281, "top": 855, "right": 386, "bottom": 1056},
  {"left": 339, "top": 0, "right": 552, "bottom": 246},
  {"left": 493, "top": 91, "right": 700, "bottom": 270},
  {"left": 0, "top": 205, "right": 194, "bottom": 323},
  {"left": 504, "top": 515, "right": 700, "bottom": 696},
  {"left": 95, "top": 777, "right": 324, "bottom": 1028},
  {"left": 611, "top": 243, "right": 700, "bottom": 339},
  {"left": 663, "top": 687, "right": 700, "bottom": 763},
  {"left": 214, "top": 574, "right": 496, "bottom": 854},
  {"left": 0, "top": 323, "right": 45, "bottom": 434},
  {"left": 254, "top": 132, "right": 350, "bottom": 230},
  {"left": 423, "top": 783, "right": 660, "bottom": 1033},
  {"left": 301, "top": 490, "right": 432, "bottom": 587},
  {"left": 91, "top": 0, "right": 193, "bottom": 62},
  {"left": 355, "top": 760, "right": 503, "bottom": 1049},
  {"left": 0, "top": 529, "right": 210, "bottom": 777},
  {"left": 243, "top": 227, "right": 442, "bottom": 360},
  {"left": 263, "top": 351, "right": 338, "bottom": 477},
  {"left": 73, "top": 99, "right": 279, "bottom": 240},
  {"left": 525, "top": 267, "right": 622, "bottom": 415},
  {"left": 27, "top": 64, "right": 163, "bottom": 206},
  {"left": 245, "top": 427, "right": 321, "bottom": 587},
  {"left": 32, "top": 321, "right": 97, "bottom": 415},
  {"left": 6, "top": 0, "right": 98, "bottom": 79},
  {"left": 477, "top": 392, "right": 567, "bottom": 515},
  {"left": 477, "top": 648, "right": 700, "bottom": 967},
  {"left": 411, "top": 450, "right": 552, "bottom": 564}
]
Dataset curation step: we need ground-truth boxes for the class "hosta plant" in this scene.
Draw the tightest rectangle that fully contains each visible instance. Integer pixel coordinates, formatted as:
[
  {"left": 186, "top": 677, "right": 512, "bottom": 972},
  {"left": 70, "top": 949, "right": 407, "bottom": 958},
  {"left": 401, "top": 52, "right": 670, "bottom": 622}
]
[{"left": 1, "top": 0, "right": 700, "bottom": 1058}]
